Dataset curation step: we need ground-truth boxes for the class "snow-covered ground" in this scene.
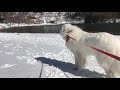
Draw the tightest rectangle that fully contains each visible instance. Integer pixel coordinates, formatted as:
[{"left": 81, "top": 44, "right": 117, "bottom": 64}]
[
  {"left": 0, "top": 23, "right": 59, "bottom": 29},
  {"left": 0, "top": 33, "right": 119, "bottom": 78}
]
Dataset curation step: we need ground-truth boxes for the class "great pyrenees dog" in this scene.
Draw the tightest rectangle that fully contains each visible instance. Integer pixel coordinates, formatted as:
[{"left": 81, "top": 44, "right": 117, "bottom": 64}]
[{"left": 60, "top": 24, "right": 120, "bottom": 78}]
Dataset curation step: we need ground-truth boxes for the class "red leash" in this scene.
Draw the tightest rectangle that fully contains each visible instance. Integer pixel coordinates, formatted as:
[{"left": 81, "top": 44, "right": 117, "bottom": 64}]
[
  {"left": 67, "top": 35, "right": 120, "bottom": 62},
  {"left": 85, "top": 44, "right": 120, "bottom": 62}
]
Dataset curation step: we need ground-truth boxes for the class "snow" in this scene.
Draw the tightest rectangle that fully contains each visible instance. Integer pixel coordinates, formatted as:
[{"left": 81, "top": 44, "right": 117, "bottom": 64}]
[
  {"left": 0, "top": 33, "right": 120, "bottom": 78},
  {"left": 0, "top": 64, "right": 17, "bottom": 69},
  {"left": 104, "top": 19, "right": 120, "bottom": 23},
  {"left": 0, "top": 23, "right": 64, "bottom": 29}
]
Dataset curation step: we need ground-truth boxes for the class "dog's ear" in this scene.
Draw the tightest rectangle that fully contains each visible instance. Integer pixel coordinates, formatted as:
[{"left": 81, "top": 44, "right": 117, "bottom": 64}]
[
  {"left": 62, "top": 24, "right": 72, "bottom": 32},
  {"left": 62, "top": 24, "right": 68, "bottom": 31}
]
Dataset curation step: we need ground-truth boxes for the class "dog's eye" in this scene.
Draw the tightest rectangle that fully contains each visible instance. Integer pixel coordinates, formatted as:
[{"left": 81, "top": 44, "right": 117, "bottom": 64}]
[{"left": 68, "top": 30, "right": 72, "bottom": 33}]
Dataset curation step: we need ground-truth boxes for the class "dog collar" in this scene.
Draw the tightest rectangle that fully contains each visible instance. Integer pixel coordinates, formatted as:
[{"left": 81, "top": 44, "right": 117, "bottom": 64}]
[
  {"left": 66, "top": 35, "right": 70, "bottom": 42},
  {"left": 66, "top": 35, "right": 76, "bottom": 42}
]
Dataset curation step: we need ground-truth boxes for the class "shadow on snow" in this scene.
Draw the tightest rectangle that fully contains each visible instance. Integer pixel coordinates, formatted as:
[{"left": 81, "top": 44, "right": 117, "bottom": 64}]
[{"left": 35, "top": 57, "right": 106, "bottom": 78}]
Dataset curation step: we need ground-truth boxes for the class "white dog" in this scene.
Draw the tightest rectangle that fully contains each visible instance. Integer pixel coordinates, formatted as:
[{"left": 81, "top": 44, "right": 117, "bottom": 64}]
[{"left": 60, "top": 24, "right": 120, "bottom": 78}]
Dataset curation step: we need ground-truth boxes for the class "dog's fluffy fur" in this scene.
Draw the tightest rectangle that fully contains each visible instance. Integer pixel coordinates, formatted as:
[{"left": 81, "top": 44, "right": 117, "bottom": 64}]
[{"left": 60, "top": 24, "right": 120, "bottom": 78}]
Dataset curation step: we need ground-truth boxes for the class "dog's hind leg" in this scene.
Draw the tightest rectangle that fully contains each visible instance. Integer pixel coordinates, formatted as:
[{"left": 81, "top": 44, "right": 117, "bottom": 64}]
[{"left": 105, "top": 69, "right": 120, "bottom": 78}]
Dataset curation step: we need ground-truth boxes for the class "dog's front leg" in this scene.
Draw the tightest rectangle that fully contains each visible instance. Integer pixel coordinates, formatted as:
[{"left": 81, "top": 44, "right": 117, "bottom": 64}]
[
  {"left": 72, "top": 61, "right": 78, "bottom": 70},
  {"left": 76, "top": 53, "right": 86, "bottom": 70},
  {"left": 72, "top": 53, "right": 80, "bottom": 70}
]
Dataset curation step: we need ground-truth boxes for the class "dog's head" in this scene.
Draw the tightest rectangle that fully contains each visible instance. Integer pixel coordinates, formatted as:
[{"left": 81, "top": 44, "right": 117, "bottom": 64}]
[
  {"left": 60, "top": 24, "right": 73, "bottom": 41},
  {"left": 60, "top": 24, "right": 84, "bottom": 42}
]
